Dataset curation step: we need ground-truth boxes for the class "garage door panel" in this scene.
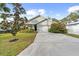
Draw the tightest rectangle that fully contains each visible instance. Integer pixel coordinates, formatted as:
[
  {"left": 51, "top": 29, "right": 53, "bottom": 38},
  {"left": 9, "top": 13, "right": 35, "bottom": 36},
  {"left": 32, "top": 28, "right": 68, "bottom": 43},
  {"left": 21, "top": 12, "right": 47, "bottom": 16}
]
[{"left": 37, "top": 25, "right": 48, "bottom": 32}]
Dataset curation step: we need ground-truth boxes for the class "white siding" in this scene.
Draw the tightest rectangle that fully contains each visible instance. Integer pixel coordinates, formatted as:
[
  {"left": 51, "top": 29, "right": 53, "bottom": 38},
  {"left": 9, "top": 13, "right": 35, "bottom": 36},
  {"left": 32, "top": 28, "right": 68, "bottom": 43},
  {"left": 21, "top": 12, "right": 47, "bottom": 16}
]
[{"left": 67, "top": 24, "right": 79, "bottom": 34}]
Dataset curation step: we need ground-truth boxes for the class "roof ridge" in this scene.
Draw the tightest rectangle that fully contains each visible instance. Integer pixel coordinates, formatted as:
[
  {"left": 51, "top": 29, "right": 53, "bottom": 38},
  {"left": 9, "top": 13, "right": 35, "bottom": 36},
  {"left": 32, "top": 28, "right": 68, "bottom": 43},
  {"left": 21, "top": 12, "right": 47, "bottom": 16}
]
[{"left": 28, "top": 15, "right": 41, "bottom": 21}]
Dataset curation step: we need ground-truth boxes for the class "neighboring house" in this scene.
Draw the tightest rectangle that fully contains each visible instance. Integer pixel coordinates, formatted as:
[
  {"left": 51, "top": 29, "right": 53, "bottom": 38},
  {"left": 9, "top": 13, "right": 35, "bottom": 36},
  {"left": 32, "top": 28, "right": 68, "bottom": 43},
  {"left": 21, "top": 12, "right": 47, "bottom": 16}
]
[
  {"left": 26, "top": 15, "right": 52, "bottom": 32},
  {"left": 66, "top": 21, "right": 79, "bottom": 34}
]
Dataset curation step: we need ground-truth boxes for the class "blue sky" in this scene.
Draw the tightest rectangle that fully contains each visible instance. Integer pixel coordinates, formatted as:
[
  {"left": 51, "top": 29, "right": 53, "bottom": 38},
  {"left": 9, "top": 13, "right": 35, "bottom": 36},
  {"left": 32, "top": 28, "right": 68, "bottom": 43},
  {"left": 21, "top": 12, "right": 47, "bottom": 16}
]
[
  {"left": 1, "top": 3, "right": 79, "bottom": 22},
  {"left": 21, "top": 3, "right": 79, "bottom": 19}
]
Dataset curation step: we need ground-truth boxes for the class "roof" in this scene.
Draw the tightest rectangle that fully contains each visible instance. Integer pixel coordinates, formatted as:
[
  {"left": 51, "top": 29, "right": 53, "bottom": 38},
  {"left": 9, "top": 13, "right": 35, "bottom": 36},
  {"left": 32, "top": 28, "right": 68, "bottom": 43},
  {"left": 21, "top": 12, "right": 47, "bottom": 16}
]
[
  {"left": 27, "top": 15, "right": 47, "bottom": 24},
  {"left": 67, "top": 21, "right": 79, "bottom": 26},
  {"left": 28, "top": 15, "right": 41, "bottom": 22}
]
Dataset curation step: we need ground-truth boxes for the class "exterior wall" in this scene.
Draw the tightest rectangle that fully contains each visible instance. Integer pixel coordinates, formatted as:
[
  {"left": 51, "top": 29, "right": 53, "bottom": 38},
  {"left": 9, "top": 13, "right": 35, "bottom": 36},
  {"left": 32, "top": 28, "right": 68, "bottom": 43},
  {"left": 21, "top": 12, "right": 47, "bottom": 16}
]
[{"left": 66, "top": 24, "right": 79, "bottom": 34}]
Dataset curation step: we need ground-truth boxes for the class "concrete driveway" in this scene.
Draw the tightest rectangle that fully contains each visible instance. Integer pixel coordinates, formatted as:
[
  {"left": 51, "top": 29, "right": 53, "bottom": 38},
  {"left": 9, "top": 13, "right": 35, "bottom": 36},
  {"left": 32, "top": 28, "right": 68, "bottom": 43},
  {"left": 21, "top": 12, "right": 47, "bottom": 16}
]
[{"left": 18, "top": 33, "right": 79, "bottom": 56}]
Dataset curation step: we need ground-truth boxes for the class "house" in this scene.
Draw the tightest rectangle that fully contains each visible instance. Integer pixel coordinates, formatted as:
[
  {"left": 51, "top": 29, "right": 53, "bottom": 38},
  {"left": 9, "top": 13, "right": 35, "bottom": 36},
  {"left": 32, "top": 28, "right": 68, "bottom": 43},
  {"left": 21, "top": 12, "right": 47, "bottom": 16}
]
[
  {"left": 25, "top": 15, "right": 79, "bottom": 34},
  {"left": 66, "top": 21, "right": 79, "bottom": 34},
  {"left": 26, "top": 15, "right": 52, "bottom": 32}
]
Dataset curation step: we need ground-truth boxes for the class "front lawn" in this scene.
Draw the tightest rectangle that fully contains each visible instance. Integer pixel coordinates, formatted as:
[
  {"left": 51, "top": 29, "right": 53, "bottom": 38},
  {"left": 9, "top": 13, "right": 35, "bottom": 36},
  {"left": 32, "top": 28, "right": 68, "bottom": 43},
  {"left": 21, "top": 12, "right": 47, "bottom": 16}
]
[{"left": 0, "top": 33, "right": 36, "bottom": 56}]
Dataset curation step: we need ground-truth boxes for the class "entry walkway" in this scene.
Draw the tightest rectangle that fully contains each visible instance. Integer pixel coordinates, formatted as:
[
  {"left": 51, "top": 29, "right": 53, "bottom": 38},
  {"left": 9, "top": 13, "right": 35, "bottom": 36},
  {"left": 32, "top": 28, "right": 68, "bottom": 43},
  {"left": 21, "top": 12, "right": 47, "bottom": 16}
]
[{"left": 18, "top": 33, "right": 79, "bottom": 56}]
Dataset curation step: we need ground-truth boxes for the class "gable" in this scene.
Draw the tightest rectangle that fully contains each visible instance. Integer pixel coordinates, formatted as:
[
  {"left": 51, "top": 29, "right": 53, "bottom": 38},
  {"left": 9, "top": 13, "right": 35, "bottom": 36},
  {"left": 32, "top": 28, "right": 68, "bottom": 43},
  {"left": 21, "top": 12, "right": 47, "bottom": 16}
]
[{"left": 27, "top": 15, "right": 47, "bottom": 24}]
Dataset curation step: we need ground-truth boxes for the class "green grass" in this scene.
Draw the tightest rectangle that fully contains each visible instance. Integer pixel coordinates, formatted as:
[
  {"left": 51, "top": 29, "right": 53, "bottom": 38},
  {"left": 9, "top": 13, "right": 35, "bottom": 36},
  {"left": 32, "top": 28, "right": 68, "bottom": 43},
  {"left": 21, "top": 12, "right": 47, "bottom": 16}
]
[
  {"left": 0, "top": 33, "right": 36, "bottom": 56},
  {"left": 65, "top": 34, "right": 79, "bottom": 38}
]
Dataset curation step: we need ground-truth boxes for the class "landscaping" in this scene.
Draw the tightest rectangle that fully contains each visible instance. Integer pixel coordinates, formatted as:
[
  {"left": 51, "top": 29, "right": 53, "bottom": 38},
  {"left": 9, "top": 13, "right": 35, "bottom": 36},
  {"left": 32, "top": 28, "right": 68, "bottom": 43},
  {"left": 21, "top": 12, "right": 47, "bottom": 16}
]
[
  {"left": 0, "top": 32, "right": 36, "bottom": 56},
  {"left": 48, "top": 21, "right": 67, "bottom": 33},
  {"left": 66, "top": 34, "right": 79, "bottom": 38},
  {"left": 0, "top": 3, "right": 37, "bottom": 56},
  {"left": 0, "top": 3, "right": 79, "bottom": 56}
]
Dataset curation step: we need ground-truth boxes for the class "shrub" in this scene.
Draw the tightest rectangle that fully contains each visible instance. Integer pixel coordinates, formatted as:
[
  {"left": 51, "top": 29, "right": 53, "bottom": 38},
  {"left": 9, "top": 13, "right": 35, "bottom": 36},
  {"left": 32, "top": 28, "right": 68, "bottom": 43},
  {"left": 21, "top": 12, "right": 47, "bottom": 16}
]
[
  {"left": 27, "top": 29, "right": 35, "bottom": 33},
  {"left": 49, "top": 21, "right": 67, "bottom": 33}
]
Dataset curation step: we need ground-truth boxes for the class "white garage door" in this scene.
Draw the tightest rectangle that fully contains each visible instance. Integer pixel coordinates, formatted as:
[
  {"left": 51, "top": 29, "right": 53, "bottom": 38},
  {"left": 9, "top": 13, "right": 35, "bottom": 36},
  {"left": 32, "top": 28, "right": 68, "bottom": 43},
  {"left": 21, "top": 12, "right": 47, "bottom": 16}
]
[{"left": 37, "top": 25, "right": 48, "bottom": 33}]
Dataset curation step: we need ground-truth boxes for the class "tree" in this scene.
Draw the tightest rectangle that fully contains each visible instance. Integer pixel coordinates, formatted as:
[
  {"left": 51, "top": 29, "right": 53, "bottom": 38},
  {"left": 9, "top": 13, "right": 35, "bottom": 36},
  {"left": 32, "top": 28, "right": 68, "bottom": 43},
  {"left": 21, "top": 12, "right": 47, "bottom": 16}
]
[
  {"left": 52, "top": 18, "right": 59, "bottom": 22},
  {"left": 68, "top": 13, "right": 79, "bottom": 22},
  {"left": 0, "top": 3, "right": 10, "bottom": 13},
  {"left": 1, "top": 19, "right": 9, "bottom": 30},
  {"left": 61, "top": 12, "right": 79, "bottom": 24},
  {"left": 11, "top": 3, "right": 26, "bottom": 37},
  {"left": 0, "top": 3, "right": 26, "bottom": 41},
  {"left": 0, "top": 3, "right": 11, "bottom": 30}
]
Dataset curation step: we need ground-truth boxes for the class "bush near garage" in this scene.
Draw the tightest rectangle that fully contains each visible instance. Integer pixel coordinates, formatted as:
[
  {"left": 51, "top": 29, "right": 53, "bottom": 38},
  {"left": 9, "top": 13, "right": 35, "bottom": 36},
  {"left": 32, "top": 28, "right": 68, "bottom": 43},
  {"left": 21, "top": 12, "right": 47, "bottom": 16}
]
[{"left": 48, "top": 21, "right": 67, "bottom": 33}]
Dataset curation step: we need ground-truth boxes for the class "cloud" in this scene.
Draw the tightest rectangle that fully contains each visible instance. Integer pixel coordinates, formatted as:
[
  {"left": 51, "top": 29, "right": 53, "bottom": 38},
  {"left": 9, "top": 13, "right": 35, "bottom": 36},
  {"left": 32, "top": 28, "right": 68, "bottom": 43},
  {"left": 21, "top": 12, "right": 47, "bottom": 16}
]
[
  {"left": 26, "top": 9, "right": 37, "bottom": 16},
  {"left": 26, "top": 9, "right": 46, "bottom": 16},
  {"left": 68, "top": 6, "right": 79, "bottom": 13},
  {"left": 38, "top": 9, "right": 46, "bottom": 15}
]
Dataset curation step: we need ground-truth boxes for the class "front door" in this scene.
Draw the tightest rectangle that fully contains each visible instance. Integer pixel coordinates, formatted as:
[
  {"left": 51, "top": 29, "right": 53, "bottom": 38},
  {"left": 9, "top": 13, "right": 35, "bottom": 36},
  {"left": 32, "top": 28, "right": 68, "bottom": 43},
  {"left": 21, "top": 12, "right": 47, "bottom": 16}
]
[{"left": 34, "top": 24, "right": 37, "bottom": 31}]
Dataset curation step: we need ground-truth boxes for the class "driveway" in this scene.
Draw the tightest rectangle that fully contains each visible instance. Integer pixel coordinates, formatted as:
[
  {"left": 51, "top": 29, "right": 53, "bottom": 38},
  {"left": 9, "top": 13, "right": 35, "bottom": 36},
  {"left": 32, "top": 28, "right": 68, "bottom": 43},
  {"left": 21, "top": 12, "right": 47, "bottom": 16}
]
[{"left": 18, "top": 33, "right": 79, "bottom": 56}]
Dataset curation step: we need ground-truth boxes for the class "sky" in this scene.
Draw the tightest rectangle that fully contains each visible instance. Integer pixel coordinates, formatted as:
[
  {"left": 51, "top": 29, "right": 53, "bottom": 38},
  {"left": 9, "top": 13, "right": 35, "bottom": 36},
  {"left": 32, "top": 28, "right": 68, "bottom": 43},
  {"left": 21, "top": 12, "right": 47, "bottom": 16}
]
[
  {"left": 1, "top": 3, "right": 79, "bottom": 22},
  {"left": 21, "top": 3, "right": 79, "bottom": 19}
]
